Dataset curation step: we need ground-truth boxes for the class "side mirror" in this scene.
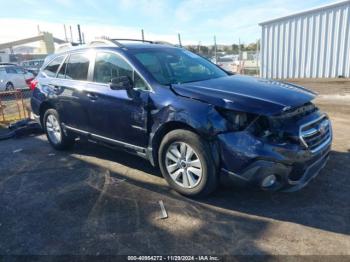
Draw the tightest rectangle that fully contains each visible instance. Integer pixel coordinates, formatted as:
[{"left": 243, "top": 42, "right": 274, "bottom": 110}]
[{"left": 110, "top": 76, "right": 133, "bottom": 90}]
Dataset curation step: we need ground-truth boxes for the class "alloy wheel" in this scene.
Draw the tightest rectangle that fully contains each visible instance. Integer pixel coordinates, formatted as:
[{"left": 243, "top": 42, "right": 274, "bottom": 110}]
[
  {"left": 165, "top": 142, "right": 203, "bottom": 189},
  {"left": 46, "top": 114, "right": 62, "bottom": 145}
]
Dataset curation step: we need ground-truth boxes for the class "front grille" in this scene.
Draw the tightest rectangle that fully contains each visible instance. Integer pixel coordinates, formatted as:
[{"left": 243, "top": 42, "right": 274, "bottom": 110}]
[{"left": 300, "top": 115, "right": 331, "bottom": 153}]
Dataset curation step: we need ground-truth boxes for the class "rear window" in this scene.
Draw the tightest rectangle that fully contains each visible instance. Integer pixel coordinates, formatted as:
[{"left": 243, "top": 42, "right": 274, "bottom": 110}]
[
  {"left": 14, "top": 67, "right": 25, "bottom": 74},
  {"left": 43, "top": 56, "right": 64, "bottom": 77},
  {"left": 65, "top": 53, "right": 90, "bottom": 81},
  {"left": 217, "top": 57, "right": 233, "bottom": 62}
]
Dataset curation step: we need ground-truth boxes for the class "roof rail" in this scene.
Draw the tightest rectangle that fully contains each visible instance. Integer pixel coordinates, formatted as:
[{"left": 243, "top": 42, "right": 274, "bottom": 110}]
[
  {"left": 88, "top": 39, "right": 125, "bottom": 48},
  {"left": 111, "top": 39, "right": 178, "bottom": 47},
  {"left": 110, "top": 38, "right": 154, "bottom": 44},
  {"left": 153, "top": 41, "right": 176, "bottom": 46},
  {"left": 88, "top": 38, "right": 178, "bottom": 49}
]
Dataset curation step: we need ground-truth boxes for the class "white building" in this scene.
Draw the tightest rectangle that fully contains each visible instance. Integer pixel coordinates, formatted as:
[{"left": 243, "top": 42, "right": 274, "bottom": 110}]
[{"left": 260, "top": 1, "right": 350, "bottom": 79}]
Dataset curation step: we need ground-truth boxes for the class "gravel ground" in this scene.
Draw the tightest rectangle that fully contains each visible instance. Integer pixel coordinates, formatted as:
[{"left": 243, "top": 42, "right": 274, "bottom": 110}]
[{"left": 0, "top": 80, "right": 349, "bottom": 256}]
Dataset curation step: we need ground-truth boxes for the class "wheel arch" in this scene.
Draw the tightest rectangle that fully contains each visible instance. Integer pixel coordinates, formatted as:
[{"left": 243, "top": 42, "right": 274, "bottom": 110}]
[
  {"left": 149, "top": 120, "right": 220, "bottom": 168},
  {"left": 5, "top": 82, "right": 14, "bottom": 89},
  {"left": 39, "top": 101, "right": 55, "bottom": 126}
]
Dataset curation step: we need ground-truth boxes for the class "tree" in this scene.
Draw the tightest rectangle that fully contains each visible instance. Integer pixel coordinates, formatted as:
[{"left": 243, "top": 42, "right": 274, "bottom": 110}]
[
  {"left": 231, "top": 44, "right": 239, "bottom": 53},
  {"left": 200, "top": 45, "right": 209, "bottom": 56},
  {"left": 245, "top": 43, "right": 257, "bottom": 51}
]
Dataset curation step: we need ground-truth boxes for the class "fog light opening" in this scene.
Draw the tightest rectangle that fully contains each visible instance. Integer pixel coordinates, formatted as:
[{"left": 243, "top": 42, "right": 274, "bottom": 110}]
[{"left": 261, "top": 174, "right": 277, "bottom": 188}]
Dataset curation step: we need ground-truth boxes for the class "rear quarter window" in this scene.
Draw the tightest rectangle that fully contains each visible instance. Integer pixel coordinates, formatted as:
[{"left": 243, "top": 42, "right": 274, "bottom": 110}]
[
  {"left": 43, "top": 56, "right": 64, "bottom": 77},
  {"left": 57, "top": 58, "right": 67, "bottom": 79}
]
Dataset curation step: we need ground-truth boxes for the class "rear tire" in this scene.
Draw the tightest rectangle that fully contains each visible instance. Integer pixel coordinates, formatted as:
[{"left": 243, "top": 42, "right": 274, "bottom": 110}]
[
  {"left": 43, "top": 109, "right": 74, "bottom": 150},
  {"left": 158, "top": 129, "right": 218, "bottom": 197}
]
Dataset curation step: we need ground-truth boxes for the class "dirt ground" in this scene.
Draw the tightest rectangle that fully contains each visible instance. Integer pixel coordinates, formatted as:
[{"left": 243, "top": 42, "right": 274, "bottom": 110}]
[{"left": 0, "top": 79, "right": 349, "bottom": 256}]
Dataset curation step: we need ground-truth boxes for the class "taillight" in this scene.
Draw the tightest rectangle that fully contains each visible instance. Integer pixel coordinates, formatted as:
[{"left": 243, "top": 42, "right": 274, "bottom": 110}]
[
  {"left": 25, "top": 78, "right": 33, "bottom": 88},
  {"left": 29, "top": 79, "right": 38, "bottom": 90}
]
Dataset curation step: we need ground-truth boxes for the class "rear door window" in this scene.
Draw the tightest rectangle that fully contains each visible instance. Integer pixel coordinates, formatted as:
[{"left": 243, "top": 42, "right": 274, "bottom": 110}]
[
  {"left": 65, "top": 53, "right": 90, "bottom": 81},
  {"left": 5, "top": 67, "right": 17, "bottom": 74},
  {"left": 43, "top": 56, "right": 64, "bottom": 77},
  {"left": 93, "top": 52, "right": 133, "bottom": 83},
  {"left": 93, "top": 52, "right": 148, "bottom": 90}
]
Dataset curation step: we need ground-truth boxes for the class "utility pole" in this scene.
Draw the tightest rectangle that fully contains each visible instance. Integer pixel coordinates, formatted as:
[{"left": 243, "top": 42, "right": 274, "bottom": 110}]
[
  {"left": 69, "top": 25, "right": 73, "bottom": 43},
  {"left": 197, "top": 41, "right": 201, "bottom": 54},
  {"left": 238, "top": 38, "right": 242, "bottom": 73},
  {"left": 214, "top": 35, "right": 217, "bottom": 63},
  {"left": 238, "top": 38, "right": 242, "bottom": 60},
  {"left": 256, "top": 39, "right": 259, "bottom": 76},
  {"left": 178, "top": 33, "right": 182, "bottom": 47},
  {"left": 63, "top": 24, "right": 68, "bottom": 42},
  {"left": 82, "top": 32, "right": 85, "bottom": 44},
  {"left": 141, "top": 29, "right": 144, "bottom": 42},
  {"left": 77, "top": 24, "right": 82, "bottom": 45}
]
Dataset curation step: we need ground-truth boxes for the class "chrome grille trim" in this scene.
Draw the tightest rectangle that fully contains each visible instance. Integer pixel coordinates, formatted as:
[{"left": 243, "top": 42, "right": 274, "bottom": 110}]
[
  {"left": 299, "top": 114, "right": 332, "bottom": 153},
  {"left": 302, "top": 127, "right": 319, "bottom": 137}
]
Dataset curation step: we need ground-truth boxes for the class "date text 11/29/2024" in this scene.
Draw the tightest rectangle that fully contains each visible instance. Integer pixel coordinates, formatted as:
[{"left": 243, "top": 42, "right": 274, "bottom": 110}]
[{"left": 127, "top": 255, "right": 220, "bottom": 261}]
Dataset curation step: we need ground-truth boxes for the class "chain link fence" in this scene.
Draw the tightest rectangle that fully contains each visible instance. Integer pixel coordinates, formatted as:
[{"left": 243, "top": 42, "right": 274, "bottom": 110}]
[
  {"left": 186, "top": 46, "right": 260, "bottom": 76},
  {"left": 0, "top": 89, "right": 32, "bottom": 125}
]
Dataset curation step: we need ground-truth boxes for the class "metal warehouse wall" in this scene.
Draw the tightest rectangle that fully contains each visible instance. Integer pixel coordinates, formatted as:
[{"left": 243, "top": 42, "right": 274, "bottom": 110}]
[{"left": 260, "top": 1, "right": 350, "bottom": 79}]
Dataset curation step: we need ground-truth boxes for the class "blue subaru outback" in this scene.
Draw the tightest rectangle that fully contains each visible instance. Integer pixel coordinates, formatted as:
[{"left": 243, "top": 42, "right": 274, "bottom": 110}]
[{"left": 31, "top": 39, "right": 332, "bottom": 197}]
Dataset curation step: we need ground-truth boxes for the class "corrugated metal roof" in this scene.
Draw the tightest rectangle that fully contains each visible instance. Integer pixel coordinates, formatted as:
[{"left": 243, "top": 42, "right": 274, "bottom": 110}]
[{"left": 259, "top": 0, "right": 350, "bottom": 25}]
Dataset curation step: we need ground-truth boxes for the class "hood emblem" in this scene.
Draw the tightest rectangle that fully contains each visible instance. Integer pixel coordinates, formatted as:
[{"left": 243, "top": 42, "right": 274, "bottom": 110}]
[{"left": 223, "top": 98, "right": 234, "bottom": 104}]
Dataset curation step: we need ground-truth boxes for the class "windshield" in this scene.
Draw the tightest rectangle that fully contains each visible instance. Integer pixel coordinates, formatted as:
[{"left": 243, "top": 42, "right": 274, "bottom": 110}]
[{"left": 131, "top": 48, "right": 227, "bottom": 85}]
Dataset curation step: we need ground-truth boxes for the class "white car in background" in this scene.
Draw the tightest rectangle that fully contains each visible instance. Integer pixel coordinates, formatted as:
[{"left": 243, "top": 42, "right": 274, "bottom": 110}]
[
  {"left": 215, "top": 55, "right": 239, "bottom": 73},
  {"left": 20, "top": 59, "right": 44, "bottom": 76},
  {"left": 0, "top": 64, "right": 34, "bottom": 91}
]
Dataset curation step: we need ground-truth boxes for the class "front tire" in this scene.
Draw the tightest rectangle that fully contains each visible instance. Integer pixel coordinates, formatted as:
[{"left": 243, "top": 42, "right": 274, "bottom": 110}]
[
  {"left": 43, "top": 109, "right": 74, "bottom": 150},
  {"left": 158, "top": 129, "right": 218, "bottom": 197}
]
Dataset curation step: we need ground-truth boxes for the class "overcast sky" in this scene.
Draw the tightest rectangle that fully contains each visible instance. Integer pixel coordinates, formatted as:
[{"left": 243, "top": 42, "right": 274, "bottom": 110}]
[{"left": 0, "top": 0, "right": 337, "bottom": 45}]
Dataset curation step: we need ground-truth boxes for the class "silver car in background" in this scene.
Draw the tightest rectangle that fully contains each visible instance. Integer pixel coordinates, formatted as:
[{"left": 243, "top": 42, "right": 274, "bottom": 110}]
[{"left": 0, "top": 65, "right": 34, "bottom": 91}]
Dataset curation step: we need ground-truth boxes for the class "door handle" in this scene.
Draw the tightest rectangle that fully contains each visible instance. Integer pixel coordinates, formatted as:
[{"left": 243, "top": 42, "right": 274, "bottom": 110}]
[{"left": 87, "top": 92, "right": 98, "bottom": 101}]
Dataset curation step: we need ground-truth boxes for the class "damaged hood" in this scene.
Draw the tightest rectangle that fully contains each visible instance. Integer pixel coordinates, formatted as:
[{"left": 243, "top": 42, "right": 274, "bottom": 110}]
[{"left": 171, "top": 75, "right": 316, "bottom": 116}]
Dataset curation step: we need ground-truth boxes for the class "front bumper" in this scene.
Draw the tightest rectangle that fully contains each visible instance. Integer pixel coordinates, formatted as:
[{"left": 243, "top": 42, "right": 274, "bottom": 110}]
[{"left": 218, "top": 129, "right": 332, "bottom": 192}]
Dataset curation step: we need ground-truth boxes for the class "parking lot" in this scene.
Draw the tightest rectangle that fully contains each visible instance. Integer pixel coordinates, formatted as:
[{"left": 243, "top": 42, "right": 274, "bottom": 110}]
[{"left": 0, "top": 79, "right": 349, "bottom": 256}]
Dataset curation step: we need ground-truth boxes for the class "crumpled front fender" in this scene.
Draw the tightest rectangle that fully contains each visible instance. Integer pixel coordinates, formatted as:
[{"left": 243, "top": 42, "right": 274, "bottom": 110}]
[{"left": 147, "top": 94, "right": 228, "bottom": 166}]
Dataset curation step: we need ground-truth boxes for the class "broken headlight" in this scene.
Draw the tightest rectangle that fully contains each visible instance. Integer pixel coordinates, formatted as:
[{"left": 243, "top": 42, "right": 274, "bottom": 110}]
[
  {"left": 249, "top": 116, "right": 294, "bottom": 144},
  {"left": 217, "top": 109, "right": 294, "bottom": 144},
  {"left": 217, "top": 108, "right": 257, "bottom": 131}
]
